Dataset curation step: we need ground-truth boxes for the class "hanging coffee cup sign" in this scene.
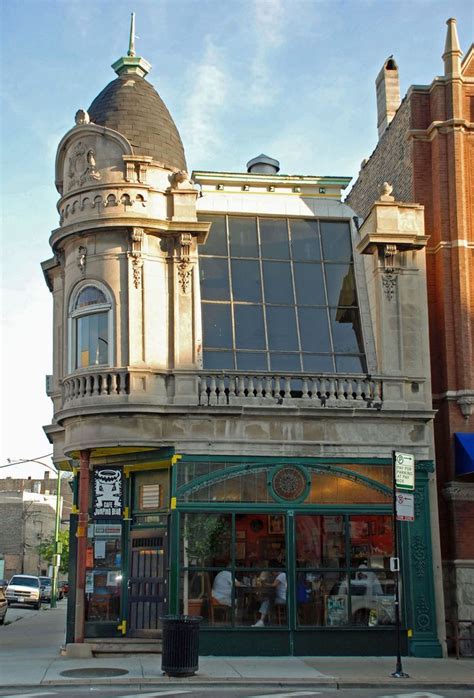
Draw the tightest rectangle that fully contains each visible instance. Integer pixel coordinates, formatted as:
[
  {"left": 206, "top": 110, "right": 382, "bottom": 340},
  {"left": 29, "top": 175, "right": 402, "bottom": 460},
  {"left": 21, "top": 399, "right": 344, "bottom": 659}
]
[{"left": 93, "top": 467, "right": 124, "bottom": 519}]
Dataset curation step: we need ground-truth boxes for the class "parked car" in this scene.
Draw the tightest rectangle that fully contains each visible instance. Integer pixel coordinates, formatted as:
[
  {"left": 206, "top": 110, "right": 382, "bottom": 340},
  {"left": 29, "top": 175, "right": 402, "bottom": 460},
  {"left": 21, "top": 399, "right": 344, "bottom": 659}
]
[
  {"left": 0, "top": 580, "right": 8, "bottom": 624},
  {"left": 327, "top": 575, "right": 395, "bottom": 626},
  {"left": 59, "top": 580, "right": 68, "bottom": 597},
  {"left": 39, "top": 576, "right": 52, "bottom": 603},
  {"left": 6, "top": 575, "right": 41, "bottom": 609}
]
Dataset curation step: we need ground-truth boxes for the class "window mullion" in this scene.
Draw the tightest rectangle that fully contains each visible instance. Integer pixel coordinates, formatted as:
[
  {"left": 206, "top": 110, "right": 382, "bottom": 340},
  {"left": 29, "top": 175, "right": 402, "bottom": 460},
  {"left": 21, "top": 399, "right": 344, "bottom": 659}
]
[
  {"left": 257, "top": 217, "right": 270, "bottom": 371},
  {"left": 288, "top": 219, "right": 303, "bottom": 371}
]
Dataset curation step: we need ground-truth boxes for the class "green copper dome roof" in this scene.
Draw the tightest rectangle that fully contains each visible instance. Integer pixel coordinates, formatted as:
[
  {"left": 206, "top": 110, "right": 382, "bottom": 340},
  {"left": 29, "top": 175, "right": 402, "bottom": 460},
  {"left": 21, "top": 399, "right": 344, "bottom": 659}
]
[{"left": 88, "top": 74, "right": 187, "bottom": 171}]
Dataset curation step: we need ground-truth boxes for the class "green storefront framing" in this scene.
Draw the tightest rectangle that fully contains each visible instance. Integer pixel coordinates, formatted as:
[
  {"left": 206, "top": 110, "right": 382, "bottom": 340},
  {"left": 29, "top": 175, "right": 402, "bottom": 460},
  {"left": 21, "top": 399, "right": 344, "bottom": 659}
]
[
  {"left": 169, "top": 455, "right": 442, "bottom": 657},
  {"left": 67, "top": 452, "right": 442, "bottom": 656}
]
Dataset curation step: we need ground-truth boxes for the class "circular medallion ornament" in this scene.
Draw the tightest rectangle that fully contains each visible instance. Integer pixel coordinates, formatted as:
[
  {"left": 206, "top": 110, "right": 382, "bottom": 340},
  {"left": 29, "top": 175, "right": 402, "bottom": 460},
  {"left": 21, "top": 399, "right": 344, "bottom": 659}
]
[{"left": 270, "top": 465, "right": 309, "bottom": 502}]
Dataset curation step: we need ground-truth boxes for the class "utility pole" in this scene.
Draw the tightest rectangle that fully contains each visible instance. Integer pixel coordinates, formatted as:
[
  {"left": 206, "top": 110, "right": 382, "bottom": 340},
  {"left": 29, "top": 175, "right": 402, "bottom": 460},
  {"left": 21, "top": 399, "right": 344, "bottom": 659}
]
[{"left": 50, "top": 471, "right": 62, "bottom": 608}]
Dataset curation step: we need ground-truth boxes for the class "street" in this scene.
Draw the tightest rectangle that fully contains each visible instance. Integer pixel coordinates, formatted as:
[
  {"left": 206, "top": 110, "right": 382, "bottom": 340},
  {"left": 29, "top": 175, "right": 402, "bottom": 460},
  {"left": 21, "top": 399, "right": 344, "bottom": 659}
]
[
  {"left": 3, "top": 603, "right": 50, "bottom": 625},
  {"left": 0, "top": 688, "right": 472, "bottom": 698}
]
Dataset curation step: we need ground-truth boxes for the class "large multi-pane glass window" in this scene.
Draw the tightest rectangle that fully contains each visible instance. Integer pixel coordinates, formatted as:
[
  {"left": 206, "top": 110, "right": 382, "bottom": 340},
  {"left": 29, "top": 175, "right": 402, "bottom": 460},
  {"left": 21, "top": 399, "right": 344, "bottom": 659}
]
[
  {"left": 198, "top": 215, "right": 366, "bottom": 373},
  {"left": 179, "top": 512, "right": 395, "bottom": 628},
  {"left": 70, "top": 285, "right": 111, "bottom": 370}
]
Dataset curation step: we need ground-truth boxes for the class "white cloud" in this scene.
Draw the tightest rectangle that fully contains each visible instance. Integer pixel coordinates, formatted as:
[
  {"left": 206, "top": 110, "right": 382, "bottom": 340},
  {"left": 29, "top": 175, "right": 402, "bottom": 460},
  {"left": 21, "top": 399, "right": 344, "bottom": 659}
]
[
  {"left": 248, "top": 0, "right": 286, "bottom": 106},
  {"left": 182, "top": 37, "right": 228, "bottom": 165}
]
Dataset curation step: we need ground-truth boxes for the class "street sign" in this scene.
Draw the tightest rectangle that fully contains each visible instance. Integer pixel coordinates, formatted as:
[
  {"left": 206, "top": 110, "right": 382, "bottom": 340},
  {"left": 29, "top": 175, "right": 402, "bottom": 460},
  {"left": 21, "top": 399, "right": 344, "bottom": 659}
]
[
  {"left": 396, "top": 491, "right": 415, "bottom": 521},
  {"left": 394, "top": 451, "right": 415, "bottom": 490}
]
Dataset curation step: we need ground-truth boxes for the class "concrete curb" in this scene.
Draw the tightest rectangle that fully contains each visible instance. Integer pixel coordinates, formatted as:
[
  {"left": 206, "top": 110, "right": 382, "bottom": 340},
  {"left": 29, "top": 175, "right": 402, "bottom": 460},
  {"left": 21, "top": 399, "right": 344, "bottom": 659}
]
[{"left": 0, "top": 677, "right": 468, "bottom": 689}]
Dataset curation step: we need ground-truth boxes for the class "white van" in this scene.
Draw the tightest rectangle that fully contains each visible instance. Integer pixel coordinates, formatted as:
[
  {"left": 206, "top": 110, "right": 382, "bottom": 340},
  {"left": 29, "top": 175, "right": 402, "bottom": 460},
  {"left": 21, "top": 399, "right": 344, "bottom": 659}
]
[{"left": 6, "top": 574, "right": 41, "bottom": 609}]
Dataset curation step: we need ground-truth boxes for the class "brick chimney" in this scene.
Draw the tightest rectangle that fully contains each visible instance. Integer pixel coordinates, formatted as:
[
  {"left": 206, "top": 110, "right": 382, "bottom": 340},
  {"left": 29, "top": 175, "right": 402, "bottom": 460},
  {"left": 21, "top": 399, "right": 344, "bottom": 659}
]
[{"left": 376, "top": 56, "right": 401, "bottom": 138}]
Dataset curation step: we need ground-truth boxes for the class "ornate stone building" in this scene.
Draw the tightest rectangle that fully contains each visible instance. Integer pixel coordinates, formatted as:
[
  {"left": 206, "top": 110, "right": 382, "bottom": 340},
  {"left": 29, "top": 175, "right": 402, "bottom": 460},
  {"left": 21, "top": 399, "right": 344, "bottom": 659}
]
[
  {"left": 42, "top": 25, "right": 445, "bottom": 656},
  {"left": 347, "top": 18, "right": 474, "bottom": 652}
]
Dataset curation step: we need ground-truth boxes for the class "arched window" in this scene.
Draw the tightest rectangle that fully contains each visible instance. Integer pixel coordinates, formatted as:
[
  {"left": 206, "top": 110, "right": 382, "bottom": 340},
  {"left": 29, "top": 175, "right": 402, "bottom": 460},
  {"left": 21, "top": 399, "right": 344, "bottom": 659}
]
[{"left": 69, "top": 283, "right": 113, "bottom": 370}]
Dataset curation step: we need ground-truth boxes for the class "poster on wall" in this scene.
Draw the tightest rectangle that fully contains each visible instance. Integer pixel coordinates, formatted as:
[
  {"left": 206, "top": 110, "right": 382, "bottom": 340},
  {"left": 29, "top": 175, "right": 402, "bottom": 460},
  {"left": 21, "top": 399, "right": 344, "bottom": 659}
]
[{"left": 93, "top": 467, "right": 124, "bottom": 520}]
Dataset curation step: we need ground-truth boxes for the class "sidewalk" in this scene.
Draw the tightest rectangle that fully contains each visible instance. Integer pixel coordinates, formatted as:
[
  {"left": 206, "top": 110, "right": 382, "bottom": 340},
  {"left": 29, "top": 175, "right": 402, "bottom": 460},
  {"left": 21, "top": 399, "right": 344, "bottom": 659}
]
[{"left": 1, "top": 602, "right": 473, "bottom": 689}]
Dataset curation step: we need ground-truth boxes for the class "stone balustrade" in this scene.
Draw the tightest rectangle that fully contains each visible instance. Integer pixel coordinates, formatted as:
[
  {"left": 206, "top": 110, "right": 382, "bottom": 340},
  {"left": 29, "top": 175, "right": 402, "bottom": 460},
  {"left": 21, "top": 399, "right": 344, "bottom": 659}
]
[
  {"left": 63, "top": 369, "right": 130, "bottom": 402},
  {"left": 198, "top": 372, "right": 383, "bottom": 408},
  {"left": 60, "top": 368, "right": 431, "bottom": 413}
]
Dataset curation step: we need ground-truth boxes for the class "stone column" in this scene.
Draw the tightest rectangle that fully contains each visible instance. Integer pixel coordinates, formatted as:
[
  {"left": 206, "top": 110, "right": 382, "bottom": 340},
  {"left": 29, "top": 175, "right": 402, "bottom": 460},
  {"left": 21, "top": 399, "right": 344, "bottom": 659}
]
[{"left": 357, "top": 183, "right": 431, "bottom": 410}]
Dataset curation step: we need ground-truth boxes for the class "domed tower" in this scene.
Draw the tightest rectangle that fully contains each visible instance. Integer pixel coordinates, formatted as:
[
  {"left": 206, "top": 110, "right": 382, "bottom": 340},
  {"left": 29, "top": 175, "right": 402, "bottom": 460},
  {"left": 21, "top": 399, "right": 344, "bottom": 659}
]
[{"left": 42, "top": 16, "right": 209, "bottom": 642}]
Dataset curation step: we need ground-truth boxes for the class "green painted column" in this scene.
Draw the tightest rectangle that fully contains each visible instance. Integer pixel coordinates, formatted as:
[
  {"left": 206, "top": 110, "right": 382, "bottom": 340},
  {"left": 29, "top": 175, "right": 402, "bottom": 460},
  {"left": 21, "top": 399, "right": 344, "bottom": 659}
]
[{"left": 405, "top": 461, "right": 443, "bottom": 657}]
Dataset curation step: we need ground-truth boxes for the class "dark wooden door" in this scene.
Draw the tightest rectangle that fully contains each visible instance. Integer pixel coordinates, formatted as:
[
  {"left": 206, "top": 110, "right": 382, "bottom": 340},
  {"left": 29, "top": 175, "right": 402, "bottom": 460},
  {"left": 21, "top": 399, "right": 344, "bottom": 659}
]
[{"left": 128, "top": 532, "right": 167, "bottom": 637}]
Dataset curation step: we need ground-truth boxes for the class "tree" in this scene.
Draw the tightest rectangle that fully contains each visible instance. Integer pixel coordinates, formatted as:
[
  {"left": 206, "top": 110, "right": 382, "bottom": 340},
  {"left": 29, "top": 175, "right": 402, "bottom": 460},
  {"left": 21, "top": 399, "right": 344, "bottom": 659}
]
[{"left": 37, "top": 529, "right": 69, "bottom": 574}]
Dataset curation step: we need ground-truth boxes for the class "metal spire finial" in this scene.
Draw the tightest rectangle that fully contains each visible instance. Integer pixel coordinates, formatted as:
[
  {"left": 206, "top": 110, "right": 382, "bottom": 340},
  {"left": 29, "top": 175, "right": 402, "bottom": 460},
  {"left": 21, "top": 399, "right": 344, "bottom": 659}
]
[
  {"left": 112, "top": 11, "right": 151, "bottom": 77},
  {"left": 128, "top": 12, "right": 136, "bottom": 57}
]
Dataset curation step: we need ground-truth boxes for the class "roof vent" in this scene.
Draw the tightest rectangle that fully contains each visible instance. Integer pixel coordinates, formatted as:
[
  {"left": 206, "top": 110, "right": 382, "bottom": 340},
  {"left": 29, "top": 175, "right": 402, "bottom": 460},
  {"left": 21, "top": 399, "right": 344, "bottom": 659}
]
[{"left": 246, "top": 154, "right": 280, "bottom": 174}]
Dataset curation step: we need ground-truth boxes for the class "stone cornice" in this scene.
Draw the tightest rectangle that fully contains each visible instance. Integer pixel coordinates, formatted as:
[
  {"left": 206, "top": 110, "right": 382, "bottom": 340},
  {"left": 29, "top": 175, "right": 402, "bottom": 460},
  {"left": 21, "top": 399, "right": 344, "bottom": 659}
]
[
  {"left": 49, "top": 218, "right": 210, "bottom": 249},
  {"left": 443, "top": 482, "right": 474, "bottom": 502},
  {"left": 409, "top": 118, "right": 473, "bottom": 142}
]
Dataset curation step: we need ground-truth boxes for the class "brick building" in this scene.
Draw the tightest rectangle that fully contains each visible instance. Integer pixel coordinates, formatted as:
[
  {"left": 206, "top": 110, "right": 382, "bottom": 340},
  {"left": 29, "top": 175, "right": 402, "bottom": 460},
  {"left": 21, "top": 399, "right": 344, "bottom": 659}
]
[
  {"left": 0, "top": 476, "right": 72, "bottom": 579},
  {"left": 347, "top": 18, "right": 474, "bottom": 647}
]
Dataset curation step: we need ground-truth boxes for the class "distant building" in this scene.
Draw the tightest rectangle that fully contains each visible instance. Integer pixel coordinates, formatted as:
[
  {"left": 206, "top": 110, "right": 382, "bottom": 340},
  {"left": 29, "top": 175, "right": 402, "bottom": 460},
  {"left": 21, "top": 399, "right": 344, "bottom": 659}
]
[
  {"left": 42, "top": 19, "right": 444, "bottom": 656},
  {"left": 0, "top": 490, "right": 59, "bottom": 578},
  {"left": 347, "top": 19, "right": 474, "bottom": 652}
]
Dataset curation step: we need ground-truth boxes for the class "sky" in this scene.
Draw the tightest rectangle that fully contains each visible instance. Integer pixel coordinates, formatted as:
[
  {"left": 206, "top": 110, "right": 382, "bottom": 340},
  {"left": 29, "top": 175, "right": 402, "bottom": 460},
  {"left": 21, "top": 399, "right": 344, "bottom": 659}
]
[{"left": 1, "top": 0, "right": 472, "bottom": 479}]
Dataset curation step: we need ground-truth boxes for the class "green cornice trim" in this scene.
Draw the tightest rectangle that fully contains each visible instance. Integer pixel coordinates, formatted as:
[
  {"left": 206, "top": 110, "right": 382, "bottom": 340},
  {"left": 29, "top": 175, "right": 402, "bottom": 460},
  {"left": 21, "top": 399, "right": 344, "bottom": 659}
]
[
  {"left": 415, "top": 460, "right": 435, "bottom": 473},
  {"left": 179, "top": 455, "right": 392, "bottom": 466},
  {"left": 192, "top": 171, "right": 352, "bottom": 188}
]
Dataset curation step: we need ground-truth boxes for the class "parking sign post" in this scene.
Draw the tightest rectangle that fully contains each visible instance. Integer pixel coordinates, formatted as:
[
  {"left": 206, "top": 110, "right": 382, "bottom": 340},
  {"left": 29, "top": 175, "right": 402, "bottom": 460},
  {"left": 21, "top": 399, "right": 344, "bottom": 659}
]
[{"left": 391, "top": 450, "right": 411, "bottom": 678}]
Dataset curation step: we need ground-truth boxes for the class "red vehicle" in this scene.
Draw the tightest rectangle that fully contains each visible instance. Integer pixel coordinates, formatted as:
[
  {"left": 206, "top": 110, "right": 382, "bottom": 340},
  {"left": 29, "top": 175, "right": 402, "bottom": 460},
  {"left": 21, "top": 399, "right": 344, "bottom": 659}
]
[{"left": 59, "top": 581, "right": 69, "bottom": 597}]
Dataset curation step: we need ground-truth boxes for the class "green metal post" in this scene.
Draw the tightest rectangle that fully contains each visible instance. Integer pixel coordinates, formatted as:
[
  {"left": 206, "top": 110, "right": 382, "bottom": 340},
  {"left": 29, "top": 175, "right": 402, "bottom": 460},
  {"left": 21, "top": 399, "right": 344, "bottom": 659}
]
[{"left": 50, "top": 471, "right": 62, "bottom": 608}]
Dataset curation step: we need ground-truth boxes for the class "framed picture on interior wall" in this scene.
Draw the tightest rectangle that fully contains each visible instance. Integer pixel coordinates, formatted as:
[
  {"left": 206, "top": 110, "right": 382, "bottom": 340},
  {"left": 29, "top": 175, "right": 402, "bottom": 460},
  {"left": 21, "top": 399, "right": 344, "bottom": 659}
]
[
  {"left": 236, "top": 530, "right": 246, "bottom": 540},
  {"left": 268, "top": 514, "right": 285, "bottom": 535}
]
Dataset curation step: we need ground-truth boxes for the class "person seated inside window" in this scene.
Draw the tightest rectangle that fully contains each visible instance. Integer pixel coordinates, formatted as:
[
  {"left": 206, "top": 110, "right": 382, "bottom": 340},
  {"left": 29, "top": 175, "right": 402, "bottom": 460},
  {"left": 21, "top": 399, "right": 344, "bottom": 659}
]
[
  {"left": 252, "top": 560, "right": 287, "bottom": 627},
  {"left": 212, "top": 568, "right": 243, "bottom": 607}
]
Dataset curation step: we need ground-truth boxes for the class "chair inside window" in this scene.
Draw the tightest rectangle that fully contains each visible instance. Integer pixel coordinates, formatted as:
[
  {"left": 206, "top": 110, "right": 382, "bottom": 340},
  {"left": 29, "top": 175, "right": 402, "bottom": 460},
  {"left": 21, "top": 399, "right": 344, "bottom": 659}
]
[
  {"left": 205, "top": 573, "right": 231, "bottom": 624},
  {"left": 273, "top": 603, "right": 287, "bottom": 625}
]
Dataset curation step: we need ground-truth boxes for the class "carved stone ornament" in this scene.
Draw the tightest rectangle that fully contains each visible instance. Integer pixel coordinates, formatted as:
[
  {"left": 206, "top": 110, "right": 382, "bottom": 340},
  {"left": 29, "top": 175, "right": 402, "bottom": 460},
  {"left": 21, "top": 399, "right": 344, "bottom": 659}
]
[
  {"left": 171, "top": 170, "right": 192, "bottom": 189},
  {"left": 457, "top": 394, "right": 474, "bottom": 419},
  {"left": 379, "top": 181, "right": 395, "bottom": 202},
  {"left": 177, "top": 260, "right": 192, "bottom": 294},
  {"left": 176, "top": 232, "right": 194, "bottom": 294},
  {"left": 68, "top": 141, "right": 101, "bottom": 191},
  {"left": 128, "top": 227, "right": 145, "bottom": 289},
  {"left": 382, "top": 270, "right": 399, "bottom": 301},
  {"left": 75, "top": 109, "right": 90, "bottom": 126},
  {"left": 77, "top": 246, "right": 87, "bottom": 275}
]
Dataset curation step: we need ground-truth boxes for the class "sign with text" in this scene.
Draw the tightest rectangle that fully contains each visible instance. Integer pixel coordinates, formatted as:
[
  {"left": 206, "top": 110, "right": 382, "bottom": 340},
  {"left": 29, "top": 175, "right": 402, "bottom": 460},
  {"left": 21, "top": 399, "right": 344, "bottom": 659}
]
[
  {"left": 396, "top": 491, "right": 415, "bottom": 521},
  {"left": 394, "top": 451, "right": 415, "bottom": 491},
  {"left": 94, "top": 523, "right": 122, "bottom": 537},
  {"left": 93, "top": 467, "right": 124, "bottom": 520}
]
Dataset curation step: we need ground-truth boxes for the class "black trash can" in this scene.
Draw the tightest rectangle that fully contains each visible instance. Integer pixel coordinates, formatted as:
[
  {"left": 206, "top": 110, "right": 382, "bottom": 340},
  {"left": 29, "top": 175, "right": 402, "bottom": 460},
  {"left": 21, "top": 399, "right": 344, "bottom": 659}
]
[{"left": 161, "top": 614, "right": 202, "bottom": 677}]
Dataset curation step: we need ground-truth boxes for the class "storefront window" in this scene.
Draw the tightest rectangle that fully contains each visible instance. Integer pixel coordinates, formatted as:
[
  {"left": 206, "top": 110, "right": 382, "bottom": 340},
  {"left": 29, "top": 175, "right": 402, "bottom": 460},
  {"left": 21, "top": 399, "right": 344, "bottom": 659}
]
[
  {"left": 85, "top": 525, "right": 122, "bottom": 622},
  {"left": 349, "top": 514, "right": 393, "bottom": 568},
  {"left": 295, "top": 514, "right": 396, "bottom": 628},
  {"left": 179, "top": 510, "right": 395, "bottom": 629},
  {"left": 296, "top": 515, "right": 344, "bottom": 568}
]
